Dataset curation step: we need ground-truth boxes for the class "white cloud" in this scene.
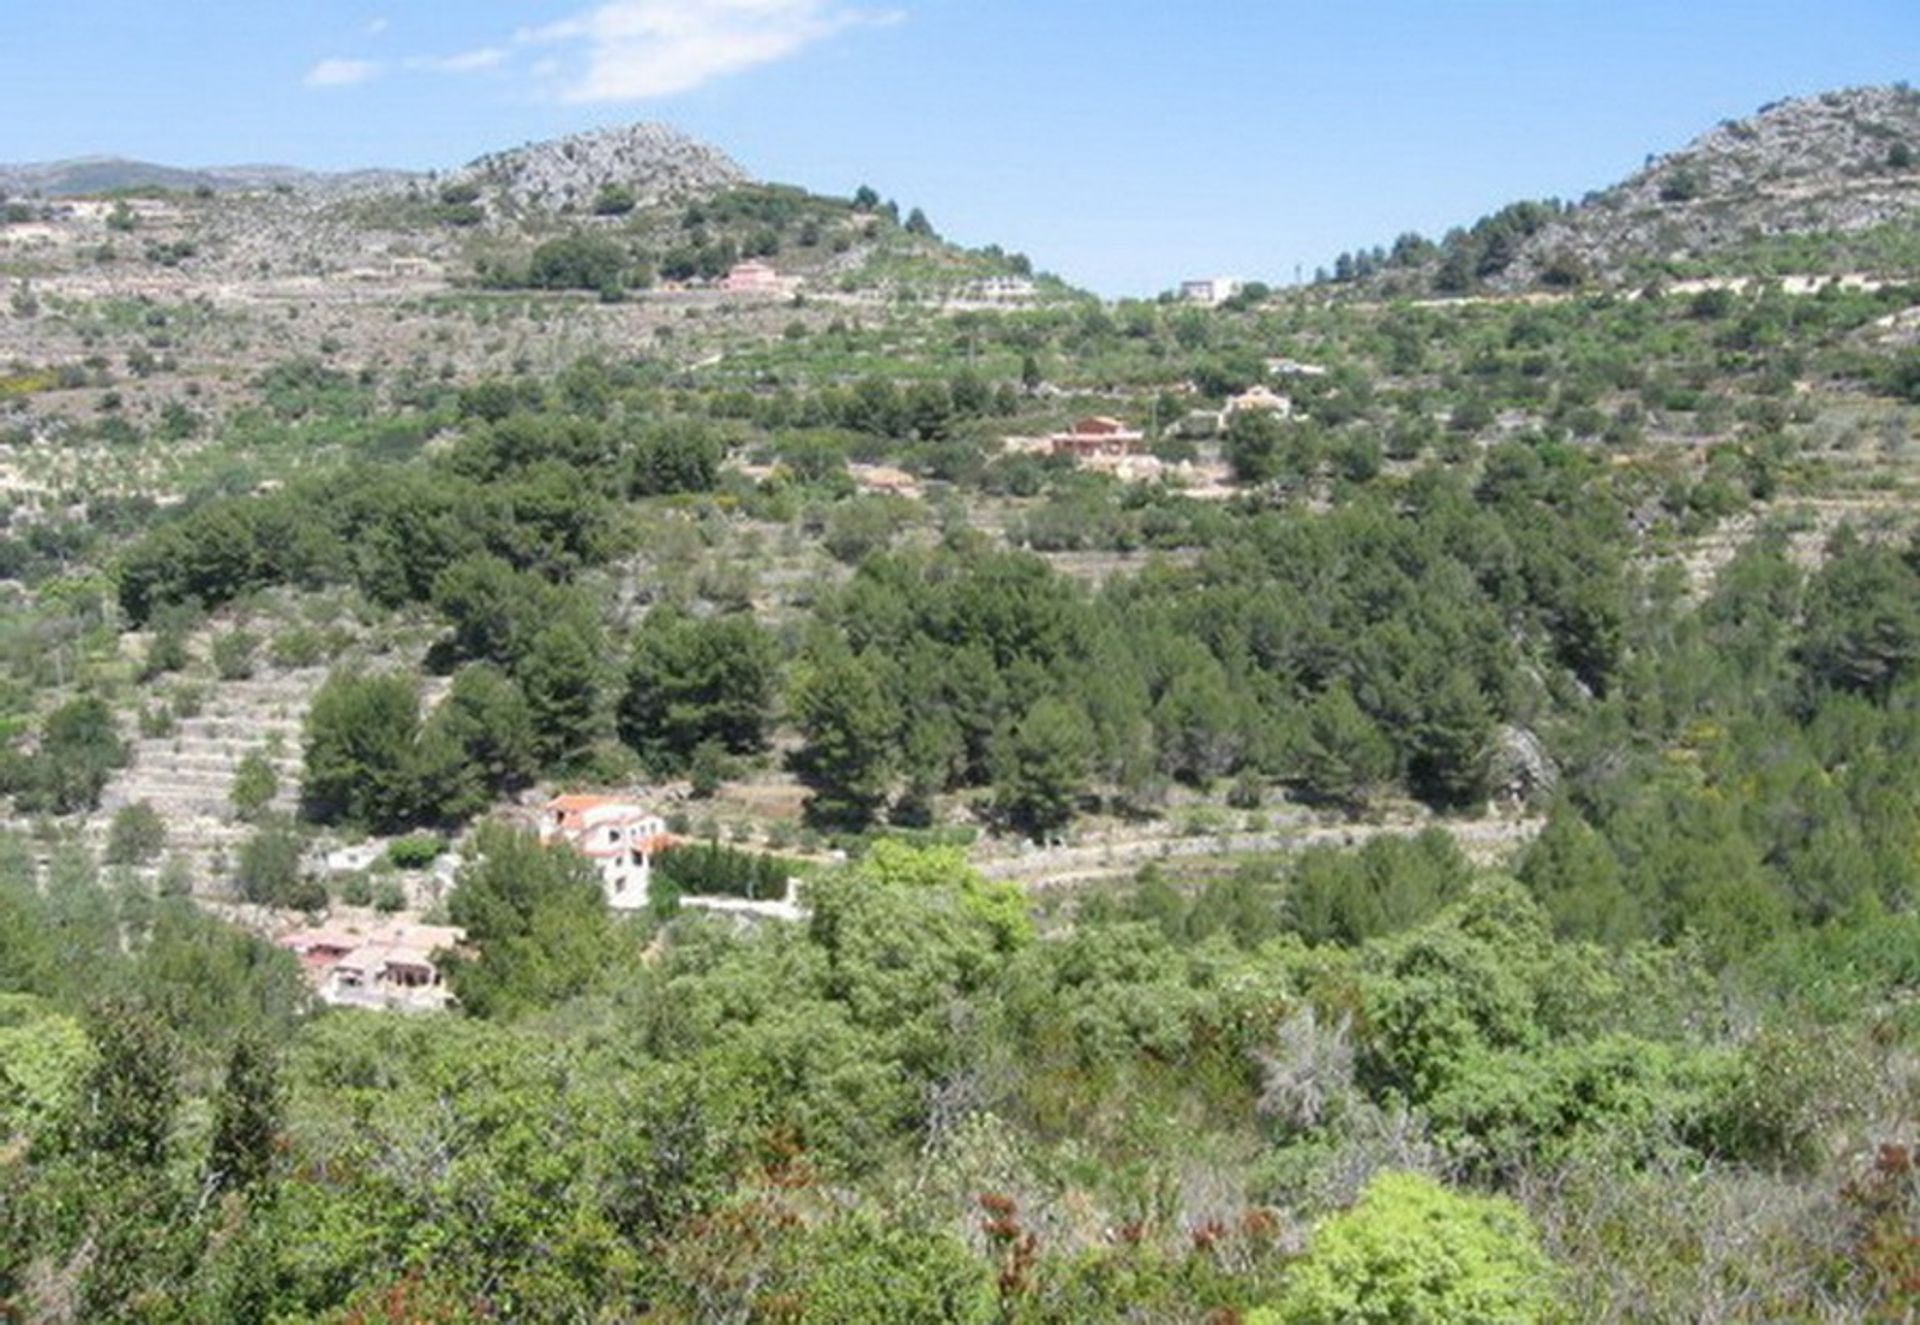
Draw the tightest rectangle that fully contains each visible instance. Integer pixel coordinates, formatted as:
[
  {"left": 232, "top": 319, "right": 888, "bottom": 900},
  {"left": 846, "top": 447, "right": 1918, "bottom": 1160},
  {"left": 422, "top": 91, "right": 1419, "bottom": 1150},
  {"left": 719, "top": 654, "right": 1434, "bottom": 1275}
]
[
  {"left": 405, "top": 46, "right": 509, "bottom": 74},
  {"left": 520, "top": 0, "right": 892, "bottom": 102},
  {"left": 365, "top": 17, "right": 390, "bottom": 35},
  {"left": 304, "top": 57, "right": 382, "bottom": 88}
]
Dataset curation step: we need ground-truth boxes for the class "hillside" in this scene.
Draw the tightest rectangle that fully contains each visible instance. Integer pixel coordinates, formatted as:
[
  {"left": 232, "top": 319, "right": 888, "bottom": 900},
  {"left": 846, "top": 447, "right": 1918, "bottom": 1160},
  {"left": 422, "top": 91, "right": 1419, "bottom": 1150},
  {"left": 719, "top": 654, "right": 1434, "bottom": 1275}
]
[
  {"left": 0, "top": 120, "right": 1055, "bottom": 307},
  {"left": 5, "top": 83, "right": 1920, "bottom": 1323},
  {"left": 1327, "top": 83, "right": 1920, "bottom": 294}
]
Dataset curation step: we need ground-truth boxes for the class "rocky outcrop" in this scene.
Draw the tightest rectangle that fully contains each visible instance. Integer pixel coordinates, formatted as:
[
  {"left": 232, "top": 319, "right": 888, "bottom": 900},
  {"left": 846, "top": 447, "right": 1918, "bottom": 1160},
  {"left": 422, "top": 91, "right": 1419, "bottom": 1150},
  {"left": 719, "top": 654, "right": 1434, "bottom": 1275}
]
[
  {"left": 453, "top": 123, "right": 749, "bottom": 216},
  {"left": 1500, "top": 85, "right": 1920, "bottom": 287}
]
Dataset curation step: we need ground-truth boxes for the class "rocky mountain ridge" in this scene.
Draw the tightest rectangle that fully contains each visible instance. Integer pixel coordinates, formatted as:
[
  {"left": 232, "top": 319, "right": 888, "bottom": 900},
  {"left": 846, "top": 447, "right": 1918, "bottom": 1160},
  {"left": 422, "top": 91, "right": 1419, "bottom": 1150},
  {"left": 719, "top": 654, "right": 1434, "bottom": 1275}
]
[
  {"left": 0, "top": 121, "right": 751, "bottom": 213},
  {"left": 1500, "top": 84, "right": 1920, "bottom": 287}
]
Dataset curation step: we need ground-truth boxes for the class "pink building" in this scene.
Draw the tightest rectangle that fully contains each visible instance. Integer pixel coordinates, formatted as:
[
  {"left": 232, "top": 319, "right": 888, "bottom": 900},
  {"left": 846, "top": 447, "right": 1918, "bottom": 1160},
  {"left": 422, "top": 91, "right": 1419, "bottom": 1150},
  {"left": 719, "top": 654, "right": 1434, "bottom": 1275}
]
[{"left": 721, "top": 260, "right": 788, "bottom": 294}]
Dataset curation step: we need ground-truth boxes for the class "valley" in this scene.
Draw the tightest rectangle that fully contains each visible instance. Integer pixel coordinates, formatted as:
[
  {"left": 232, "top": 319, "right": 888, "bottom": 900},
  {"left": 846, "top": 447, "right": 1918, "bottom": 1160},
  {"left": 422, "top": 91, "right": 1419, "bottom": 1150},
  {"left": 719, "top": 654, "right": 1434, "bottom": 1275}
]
[{"left": 3, "top": 84, "right": 1920, "bottom": 1322}]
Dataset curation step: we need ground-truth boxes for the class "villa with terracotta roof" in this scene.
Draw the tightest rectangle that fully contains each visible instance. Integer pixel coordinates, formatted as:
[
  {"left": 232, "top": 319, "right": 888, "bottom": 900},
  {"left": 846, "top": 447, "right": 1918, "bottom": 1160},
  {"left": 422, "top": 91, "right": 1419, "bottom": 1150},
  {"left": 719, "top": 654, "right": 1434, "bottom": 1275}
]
[
  {"left": 539, "top": 794, "right": 674, "bottom": 911},
  {"left": 1049, "top": 416, "right": 1147, "bottom": 460},
  {"left": 279, "top": 919, "right": 466, "bottom": 1012}
]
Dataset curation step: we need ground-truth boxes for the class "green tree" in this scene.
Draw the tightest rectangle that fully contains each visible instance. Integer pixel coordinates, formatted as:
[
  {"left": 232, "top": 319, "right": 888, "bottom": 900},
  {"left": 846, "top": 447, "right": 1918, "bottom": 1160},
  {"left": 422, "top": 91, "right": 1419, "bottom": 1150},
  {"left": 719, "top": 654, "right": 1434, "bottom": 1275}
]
[
  {"left": 1407, "top": 669, "right": 1495, "bottom": 809},
  {"left": 1226, "top": 408, "right": 1288, "bottom": 483},
  {"left": 210, "top": 629, "right": 258, "bottom": 681},
  {"left": 992, "top": 697, "right": 1093, "bottom": 838},
  {"left": 525, "top": 232, "right": 628, "bottom": 294},
  {"left": 431, "top": 553, "right": 559, "bottom": 669},
  {"left": 1799, "top": 536, "right": 1920, "bottom": 700},
  {"left": 519, "top": 619, "right": 605, "bottom": 769},
  {"left": 234, "top": 818, "right": 317, "bottom": 909},
  {"left": 592, "top": 183, "right": 637, "bottom": 215},
  {"left": 792, "top": 646, "right": 900, "bottom": 827},
  {"left": 445, "top": 823, "right": 619, "bottom": 1018},
  {"left": 618, "top": 608, "right": 779, "bottom": 771},
  {"left": 206, "top": 1033, "right": 281, "bottom": 1194},
  {"left": 1517, "top": 808, "right": 1641, "bottom": 944},
  {"left": 1298, "top": 684, "right": 1396, "bottom": 812},
  {"left": 75, "top": 1000, "right": 178, "bottom": 1171},
  {"left": 301, "top": 670, "right": 423, "bottom": 829},
  {"left": 428, "top": 663, "right": 537, "bottom": 800},
  {"left": 8, "top": 697, "right": 127, "bottom": 815}
]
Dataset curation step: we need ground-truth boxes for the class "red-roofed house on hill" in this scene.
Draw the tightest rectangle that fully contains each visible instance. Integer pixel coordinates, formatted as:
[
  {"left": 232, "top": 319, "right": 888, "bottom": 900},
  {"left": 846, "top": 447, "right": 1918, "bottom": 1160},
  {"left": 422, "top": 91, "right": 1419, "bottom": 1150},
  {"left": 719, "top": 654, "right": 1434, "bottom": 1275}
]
[
  {"left": 279, "top": 920, "right": 466, "bottom": 1012},
  {"left": 1049, "top": 416, "right": 1147, "bottom": 460},
  {"left": 539, "top": 794, "right": 674, "bottom": 911}
]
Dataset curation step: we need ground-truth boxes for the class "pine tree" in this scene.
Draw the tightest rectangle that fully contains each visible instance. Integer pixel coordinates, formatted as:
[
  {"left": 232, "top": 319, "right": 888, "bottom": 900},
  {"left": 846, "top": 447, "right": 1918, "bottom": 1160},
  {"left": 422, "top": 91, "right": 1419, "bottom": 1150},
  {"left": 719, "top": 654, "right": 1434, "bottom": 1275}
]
[
  {"left": 993, "top": 698, "right": 1094, "bottom": 839},
  {"left": 1299, "top": 683, "right": 1396, "bottom": 813},
  {"left": 207, "top": 1033, "right": 281, "bottom": 1193},
  {"left": 520, "top": 619, "right": 604, "bottom": 769},
  {"left": 792, "top": 648, "right": 899, "bottom": 828}
]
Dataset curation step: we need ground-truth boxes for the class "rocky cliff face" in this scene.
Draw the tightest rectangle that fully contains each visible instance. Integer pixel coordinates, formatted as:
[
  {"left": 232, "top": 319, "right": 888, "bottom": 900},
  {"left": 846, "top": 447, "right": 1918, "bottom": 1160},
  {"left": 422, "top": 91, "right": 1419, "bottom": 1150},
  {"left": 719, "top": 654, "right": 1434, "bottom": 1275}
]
[
  {"left": 452, "top": 122, "right": 750, "bottom": 215},
  {"left": 1501, "top": 85, "right": 1920, "bottom": 286}
]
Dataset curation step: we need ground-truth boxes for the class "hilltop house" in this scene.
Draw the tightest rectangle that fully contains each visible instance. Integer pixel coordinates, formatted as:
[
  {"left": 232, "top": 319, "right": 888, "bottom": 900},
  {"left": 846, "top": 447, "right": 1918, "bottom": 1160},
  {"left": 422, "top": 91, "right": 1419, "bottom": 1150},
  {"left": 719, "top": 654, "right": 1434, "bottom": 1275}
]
[
  {"left": 539, "top": 794, "right": 673, "bottom": 911},
  {"left": 1181, "top": 276, "right": 1244, "bottom": 306},
  {"left": 1226, "top": 385, "right": 1294, "bottom": 419},
  {"left": 279, "top": 920, "right": 466, "bottom": 1013},
  {"left": 1049, "top": 416, "right": 1147, "bottom": 459},
  {"left": 721, "top": 260, "right": 791, "bottom": 295}
]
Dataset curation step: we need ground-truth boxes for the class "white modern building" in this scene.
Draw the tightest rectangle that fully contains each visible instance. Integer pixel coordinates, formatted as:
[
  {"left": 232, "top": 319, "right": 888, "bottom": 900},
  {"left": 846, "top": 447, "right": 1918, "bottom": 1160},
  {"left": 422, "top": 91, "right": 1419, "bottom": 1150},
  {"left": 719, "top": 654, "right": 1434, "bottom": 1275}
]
[
  {"left": 1180, "top": 276, "right": 1245, "bottom": 306},
  {"left": 539, "top": 794, "right": 673, "bottom": 911}
]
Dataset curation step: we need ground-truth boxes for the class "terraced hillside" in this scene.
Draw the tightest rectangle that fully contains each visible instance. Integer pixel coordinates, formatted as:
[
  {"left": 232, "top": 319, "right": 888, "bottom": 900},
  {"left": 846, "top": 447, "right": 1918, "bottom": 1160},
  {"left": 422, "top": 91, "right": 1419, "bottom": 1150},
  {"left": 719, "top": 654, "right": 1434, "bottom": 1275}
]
[{"left": 88, "top": 667, "right": 317, "bottom": 890}]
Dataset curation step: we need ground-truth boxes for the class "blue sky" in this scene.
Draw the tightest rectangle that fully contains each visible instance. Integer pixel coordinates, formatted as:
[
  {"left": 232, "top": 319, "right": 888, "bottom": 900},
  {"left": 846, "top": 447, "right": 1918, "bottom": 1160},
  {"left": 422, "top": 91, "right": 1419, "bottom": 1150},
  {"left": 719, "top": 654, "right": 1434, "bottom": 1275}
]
[{"left": 2, "top": 2, "right": 1915, "bottom": 294}]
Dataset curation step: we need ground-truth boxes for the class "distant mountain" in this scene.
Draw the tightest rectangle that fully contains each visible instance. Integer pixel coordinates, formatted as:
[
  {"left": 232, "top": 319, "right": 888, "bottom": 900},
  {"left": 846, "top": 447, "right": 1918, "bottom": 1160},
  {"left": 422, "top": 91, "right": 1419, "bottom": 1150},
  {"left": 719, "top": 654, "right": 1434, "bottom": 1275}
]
[
  {"left": 0, "top": 156, "right": 415, "bottom": 198},
  {"left": 0, "top": 121, "right": 1044, "bottom": 301},
  {"left": 0, "top": 121, "right": 747, "bottom": 213},
  {"left": 1325, "top": 84, "right": 1920, "bottom": 295}
]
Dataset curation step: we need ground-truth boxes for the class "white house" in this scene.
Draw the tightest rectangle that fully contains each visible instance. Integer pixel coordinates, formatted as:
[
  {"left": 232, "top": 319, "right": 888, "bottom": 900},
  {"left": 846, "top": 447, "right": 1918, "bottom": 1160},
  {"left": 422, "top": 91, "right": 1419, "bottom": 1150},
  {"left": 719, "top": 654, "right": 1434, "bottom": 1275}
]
[
  {"left": 1180, "top": 276, "right": 1245, "bottom": 306},
  {"left": 961, "top": 275, "right": 1037, "bottom": 302},
  {"left": 1226, "top": 385, "right": 1295, "bottom": 419},
  {"left": 539, "top": 794, "right": 674, "bottom": 911}
]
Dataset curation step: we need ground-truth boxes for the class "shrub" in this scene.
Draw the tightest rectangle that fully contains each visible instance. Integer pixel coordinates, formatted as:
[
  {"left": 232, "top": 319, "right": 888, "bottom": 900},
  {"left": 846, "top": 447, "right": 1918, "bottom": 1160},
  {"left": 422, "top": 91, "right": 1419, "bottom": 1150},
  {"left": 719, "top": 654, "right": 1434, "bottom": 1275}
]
[
  {"left": 230, "top": 751, "right": 278, "bottom": 822},
  {"left": 592, "top": 184, "right": 636, "bottom": 216},
  {"left": 270, "top": 626, "right": 330, "bottom": 668},
  {"left": 1255, "top": 1171, "right": 1554, "bottom": 1324},
  {"left": 104, "top": 801, "right": 167, "bottom": 865},
  {"left": 210, "top": 629, "right": 258, "bottom": 681},
  {"left": 234, "top": 819, "right": 319, "bottom": 909},
  {"left": 386, "top": 833, "right": 444, "bottom": 869}
]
